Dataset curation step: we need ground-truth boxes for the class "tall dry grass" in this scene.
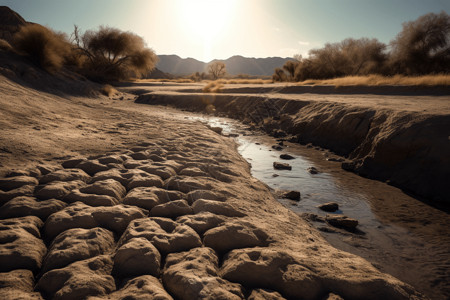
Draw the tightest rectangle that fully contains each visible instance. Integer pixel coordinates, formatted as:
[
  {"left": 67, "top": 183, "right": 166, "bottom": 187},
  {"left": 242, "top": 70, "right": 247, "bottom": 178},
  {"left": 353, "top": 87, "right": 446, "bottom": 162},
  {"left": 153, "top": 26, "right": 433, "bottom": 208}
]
[
  {"left": 136, "top": 78, "right": 195, "bottom": 83},
  {"left": 217, "top": 79, "right": 272, "bottom": 84},
  {"left": 202, "top": 81, "right": 223, "bottom": 93},
  {"left": 296, "top": 74, "right": 450, "bottom": 87}
]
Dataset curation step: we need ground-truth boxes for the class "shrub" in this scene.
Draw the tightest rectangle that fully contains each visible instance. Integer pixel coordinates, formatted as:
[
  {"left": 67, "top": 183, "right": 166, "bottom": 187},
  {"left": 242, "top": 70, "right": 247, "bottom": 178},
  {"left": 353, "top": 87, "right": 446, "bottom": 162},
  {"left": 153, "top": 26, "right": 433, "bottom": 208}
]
[
  {"left": 101, "top": 84, "right": 118, "bottom": 97},
  {"left": 73, "top": 26, "right": 158, "bottom": 81},
  {"left": 13, "top": 24, "right": 71, "bottom": 72},
  {"left": 202, "top": 81, "right": 223, "bottom": 93},
  {"left": 208, "top": 62, "right": 226, "bottom": 80},
  {"left": 389, "top": 11, "right": 450, "bottom": 75}
]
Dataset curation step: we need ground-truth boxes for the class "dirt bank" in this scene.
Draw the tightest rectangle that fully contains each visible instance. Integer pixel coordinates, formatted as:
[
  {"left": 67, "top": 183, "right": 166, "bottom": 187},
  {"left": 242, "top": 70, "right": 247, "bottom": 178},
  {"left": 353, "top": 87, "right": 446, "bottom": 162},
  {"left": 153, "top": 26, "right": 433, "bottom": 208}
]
[{"left": 135, "top": 88, "right": 450, "bottom": 207}]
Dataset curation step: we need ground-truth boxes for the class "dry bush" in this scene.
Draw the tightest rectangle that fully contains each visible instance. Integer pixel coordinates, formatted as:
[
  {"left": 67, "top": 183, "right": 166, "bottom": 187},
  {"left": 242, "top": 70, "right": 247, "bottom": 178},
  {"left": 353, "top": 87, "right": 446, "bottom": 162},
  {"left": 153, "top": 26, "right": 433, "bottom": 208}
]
[
  {"left": 101, "top": 84, "right": 118, "bottom": 97},
  {"left": 208, "top": 61, "right": 226, "bottom": 80},
  {"left": 202, "top": 81, "right": 223, "bottom": 93},
  {"left": 13, "top": 24, "right": 71, "bottom": 72},
  {"left": 0, "top": 39, "right": 13, "bottom": 52},
  {"left": 389, "top": 11, "right": 450, "bottom": 75},
  {"left": 73, "top": 26, "right": 158, "bottom": 81},
  {"left": 272, "top": 67, "right": 288, "bottom": 82},
  {"left": 296, "top": 74, "right": 450, "bottom": 86}
]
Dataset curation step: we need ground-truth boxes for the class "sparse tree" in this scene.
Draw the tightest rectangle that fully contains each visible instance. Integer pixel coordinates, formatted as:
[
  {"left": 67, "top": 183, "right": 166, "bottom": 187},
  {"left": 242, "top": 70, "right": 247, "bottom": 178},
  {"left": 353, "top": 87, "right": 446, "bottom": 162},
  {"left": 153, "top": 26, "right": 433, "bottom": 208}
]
[
  {"left": 72, "top": 25, "right": 158, "bottom": 81},
  {"left": 389, "top": 11, "right": 450, "bottom": 74},
  {"left": 208, "top": 61, "right": 226, "bottom": 80}
]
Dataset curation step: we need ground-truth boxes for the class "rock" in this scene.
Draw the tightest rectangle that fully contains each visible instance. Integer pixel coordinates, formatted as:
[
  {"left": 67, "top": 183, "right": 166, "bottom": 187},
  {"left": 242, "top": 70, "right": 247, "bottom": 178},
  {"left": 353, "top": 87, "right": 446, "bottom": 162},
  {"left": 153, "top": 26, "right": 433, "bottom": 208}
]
[
  {"left": 36, "top": 255, "right": 115, "bottom": 300},
  {"left": 0, "top": 185, "right": 35, "bottom": 206},
  {"left": 186, "top": 189, "right": 225, "bottom": 204},
  {"left": 326, "top": 157, "right": 345, "bottom": 163},
  {"left": 35, "top": 180, "right": 86, "bottom": 200},
  {"left": 325, "top": 214, "right": 358, "bottom": 229},
  {"left": 64, "top": 190, "right": 119, "bottom": 206},
  {"left": 208, "top": 126, "right": 223, "bottom": 134},
  {"left": 39, "top": 169, "right": 90, "bottom": 184},
  {"left": 41, "top": 227, "right": 114, "bottom": 273},
  {"left": 203, "top": 220, "right": 269, "bottom": 254},
  {"left": 97, "top": 155, "right": 124, "bottom": 165},
  {"left": 79, "top": 179, "right": 126, "bottom": 200},
  {"left": 0, "top": 289, "right": 44, "bottom": 299},
  {"left": 163, "top": 247, "right": 244, "bottom": 300},
  {"left": 123, "top": 188, "right": 162, "bottom": 210},
  {"left": 127, "top": 173, "right": 164, "bottom": 190},
  {"left": 279, "top": 154, "right": 295, "bottom": 160},
  {"left": 318, "top": 202, "right": 339, "bottom": 212},
  {"left": 273, "top": 162, "right": 292, "bottom": 170},
  {"left": 165, "top": 176, "right": 213, "bottom": 193},
  {"left": 248, "top": 289, "right": 287, "bottom": 300},
  {"left": 113, "top": 237, "right": 161, "bottom": 277},
  {"left": 90, "top": 275, "right": 173, "bottom": 300},
  {"left": 272, "top": 129, "right": 287, "bottom": 138},
  {"left": 179, "top": 167, "right": 208, "bottom": 177},
  {"left": 220, "top": 248, "right": 322, "bottom": 300},
  {"left": 150, "top": 200, "right": 193, "bottom": 218},
  {"left": 272, "top": 145, "right": 283, "bottom": 151},
  {"left": 307, "top": 167, "right": 319, "bottom": 174},
  {"left": 61, "top": 158, "right": 85, "bottom": 169},
  {"left": 192, "top": 199, "right": 246, "bottom": 217},
  {"left": 44, "top": 202, "right": 147, "bottom": 239},
  {"left": 0, "top": 176, "right": 38, "bottom": 191},
  {"left": 36, "top": 165, "right": 55, "bottom": 176},
  {"left": 91, "top": 169, "right": 129, "bottom": 186},
  {"left": 0, "top": 217, "right": 46, "bottom": 272},
  {"left": 282, "top": 191, "right": 301, "bottom": 201},
  {"left": 5, "top": 170, "right": 30, "bottom": 177},
  {"left": 325, "top": 293, "right": 345, "bottom": 300},
  {"left": 0, "top": 269, "right": 35, "bottom": 292},
  {"left": 177, "top": 212, "right": 227, "bottom": 235},
  {"left": 138, "top": 165, "right": 176, "bottom": 180},
  {"left": 0, "top": 196, "right": 66, "bottom": 220},
  {"left": 129, "top": 151, "right": 151, "bottom": 160},
  {"left": 75, "top": 160, "right": 109, "bottom": 176},
  {"left": 118, "top": 217, "right": 201, "bottom": 255}
]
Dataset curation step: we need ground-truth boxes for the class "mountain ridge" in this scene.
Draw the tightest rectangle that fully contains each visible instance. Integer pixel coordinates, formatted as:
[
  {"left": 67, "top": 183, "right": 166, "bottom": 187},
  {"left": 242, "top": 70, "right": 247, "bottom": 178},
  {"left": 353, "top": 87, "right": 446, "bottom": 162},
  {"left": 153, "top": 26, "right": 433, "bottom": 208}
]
[{"left": 156, "top": 54, "right": 292, "bottom": 76}]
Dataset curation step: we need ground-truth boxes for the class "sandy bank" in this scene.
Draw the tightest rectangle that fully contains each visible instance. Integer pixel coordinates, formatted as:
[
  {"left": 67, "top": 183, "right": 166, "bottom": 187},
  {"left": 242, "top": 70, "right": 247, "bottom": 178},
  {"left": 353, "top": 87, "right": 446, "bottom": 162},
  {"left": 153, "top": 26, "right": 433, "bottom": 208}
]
[{"left": 135, "top": 88, "right": 450, "bottom": 207}]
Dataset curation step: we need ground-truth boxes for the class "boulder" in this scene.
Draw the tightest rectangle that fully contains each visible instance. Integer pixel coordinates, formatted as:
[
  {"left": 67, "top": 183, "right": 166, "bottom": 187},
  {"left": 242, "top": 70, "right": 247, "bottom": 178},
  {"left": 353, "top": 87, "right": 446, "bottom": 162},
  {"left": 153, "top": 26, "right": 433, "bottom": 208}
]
[
  {"left": 165, "top": 176, "right": 213, "bottom": 193},
  {"left": 318, "top": 202, "right": 339, "bottom": 212},
  {"left": 91, "top": 169, "right": 128, "bottom": 186},
  {"left": 41, "top": 227, "right": 114, "bottom": 273},
  {"left": 150, "top": 200, "right": 193, "bottom": 218},
  {"left": 36, "top": 255, "right": 115, "bottom": 300},
  {"left": 179, "top": 167, "right": 208, "bottom": 177},
  {"left": 79, "top": 179, "right": 126, "bottom": 201},
  {"left": 307, "top": 167, "right": 319, "bottom": 174},
  {"left": 273, "top": 162, "right": 292, "bottom": 170},
  {"left": 35, "top": 180, "right": 86, "bottom": 200},
  {"left": 163, "top": 247, "right": 244, "bottom": 300},
  {"left": 186, "top": 189, "right": 225, "bottom": 204},
  {"left": 97, "top": 155, "right": 124, "bottom": 165},
  {"left": 118, "top": 217, "right": 201, "bottom": 255},
  {"left": 177, "top": 212, "right": 227, "bottom": 235},
  {"left": 39, "top": 169, "right": 90, "bottom": 184},
  {"left": 248, "top": 289, "right": 287, "bottom": 300},
  {"left": 203, "top": 219, "right": 269, "bottom": 254},
  {"left": 220, "top": 248, "right": 322, "bottom": 300},
  {"left": 0, "top": 196, "right": 66, "bottom": 220},
  {"left": 0, "top": 217, "right": 46, "bottom": 272},
  {"left": 0, "top": 269, "right": 44, "bottom": 299},
  {"left": 64, "top": 190, "right": 119, "bottom": 206},
  {"left": 44, "top": 202, "right": 147, "bottom": 239},
  {"left": 192, "top": 199, "right": 246, "bottom": 217},
  {"left": 75, "top": 160, "right": 109, "bottom": 176},
  {"left": 0, "top": 176, "right": 38, "bottom": 191},
  {"left": 138, "top": 165, "right": 176, "bottom": 180},
  {"left": 279, "top": 154, "right": 295, "bottom": 160},
  {"left": 325, "top": 214, "right": 358, "bottom": 229},
  {"left": 0, "top": 185, "right": 35, "bottom": 206},
  {"left": 61, "top": 158, "right": 85, "bottom": 169},
  {"left": 127, "top": 174, "right": 164, "bottom": 190},
  {"left": 89, "top": 275, "right": 173, "bottom": 300},
  {"left": 113, "top": 237, "right": 161, "bottom": 277},
  {"left": 282, "top": 191, "right": 301, "bottom": 201}
]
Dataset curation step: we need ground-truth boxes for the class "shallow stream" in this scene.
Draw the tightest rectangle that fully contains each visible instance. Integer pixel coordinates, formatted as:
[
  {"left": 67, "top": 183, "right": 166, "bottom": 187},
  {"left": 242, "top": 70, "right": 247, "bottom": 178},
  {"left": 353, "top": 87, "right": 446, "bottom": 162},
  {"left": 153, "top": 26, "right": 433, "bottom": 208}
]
[{"left": 185, "top": 113, "right": 450, "bottom": 300}]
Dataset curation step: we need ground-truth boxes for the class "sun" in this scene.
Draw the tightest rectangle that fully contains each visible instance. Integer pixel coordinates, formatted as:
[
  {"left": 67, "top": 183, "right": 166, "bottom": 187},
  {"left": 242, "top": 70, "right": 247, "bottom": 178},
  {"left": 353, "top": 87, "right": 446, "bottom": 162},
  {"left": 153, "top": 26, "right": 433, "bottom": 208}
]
[{"left": 178, "top": 0, "right": 236, "bottom": 58}]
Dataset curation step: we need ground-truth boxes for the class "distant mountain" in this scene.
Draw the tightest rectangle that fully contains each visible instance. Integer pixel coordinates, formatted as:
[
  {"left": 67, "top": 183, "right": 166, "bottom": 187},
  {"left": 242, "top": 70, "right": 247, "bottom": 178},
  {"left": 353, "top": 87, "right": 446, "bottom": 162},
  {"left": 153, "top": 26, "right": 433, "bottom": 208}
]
[{"left": 156, "top": 54, "right": 292, "bottom": 76}]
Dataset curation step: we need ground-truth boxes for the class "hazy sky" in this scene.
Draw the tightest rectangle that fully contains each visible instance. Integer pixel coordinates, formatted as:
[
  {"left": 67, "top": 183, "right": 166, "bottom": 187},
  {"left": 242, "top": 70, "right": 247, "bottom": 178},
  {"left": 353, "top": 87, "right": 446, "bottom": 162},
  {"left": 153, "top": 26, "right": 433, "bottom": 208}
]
[{"left": 2, "top": 0, "right": 449, "bottom": 62}]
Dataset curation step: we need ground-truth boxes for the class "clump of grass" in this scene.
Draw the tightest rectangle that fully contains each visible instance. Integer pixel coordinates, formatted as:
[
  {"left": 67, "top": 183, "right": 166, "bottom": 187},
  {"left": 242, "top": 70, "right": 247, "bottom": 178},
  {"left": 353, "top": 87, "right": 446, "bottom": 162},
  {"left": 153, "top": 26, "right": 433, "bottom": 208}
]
[
  {"left": 101, "top": 84, "right": 118, "bottom": 97},
  {"left": 202, "top": 81, "right": 223, "bottom": 93},
  {"left": 296, "top": 74, "right": 450, "bottom": 86}
]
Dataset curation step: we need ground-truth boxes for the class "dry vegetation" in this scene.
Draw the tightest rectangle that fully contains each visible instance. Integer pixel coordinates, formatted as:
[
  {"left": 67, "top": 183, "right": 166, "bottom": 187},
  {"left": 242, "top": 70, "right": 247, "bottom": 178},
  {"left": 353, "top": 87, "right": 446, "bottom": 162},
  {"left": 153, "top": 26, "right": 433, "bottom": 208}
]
[
  {"left": 202, "top": 81, "right": 223, "bottom": 93},
  {"left": 297, "top": 74, "right": 450, "bottom": 87}
]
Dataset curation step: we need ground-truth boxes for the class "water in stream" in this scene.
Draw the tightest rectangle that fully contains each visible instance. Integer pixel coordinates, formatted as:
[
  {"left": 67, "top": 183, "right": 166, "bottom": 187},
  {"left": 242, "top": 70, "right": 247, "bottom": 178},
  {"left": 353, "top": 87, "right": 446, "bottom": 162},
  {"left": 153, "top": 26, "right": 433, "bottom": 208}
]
[{"left": 185, "top": 114, "right": 450, "bottom": 300}]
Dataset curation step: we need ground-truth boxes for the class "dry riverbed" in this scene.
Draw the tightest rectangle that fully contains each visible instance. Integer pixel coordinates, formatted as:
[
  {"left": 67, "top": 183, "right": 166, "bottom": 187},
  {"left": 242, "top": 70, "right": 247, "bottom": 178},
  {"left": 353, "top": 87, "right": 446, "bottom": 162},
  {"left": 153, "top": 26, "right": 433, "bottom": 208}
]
[{"left": 0, "top": 73, "right": 444, "bottom": 299}]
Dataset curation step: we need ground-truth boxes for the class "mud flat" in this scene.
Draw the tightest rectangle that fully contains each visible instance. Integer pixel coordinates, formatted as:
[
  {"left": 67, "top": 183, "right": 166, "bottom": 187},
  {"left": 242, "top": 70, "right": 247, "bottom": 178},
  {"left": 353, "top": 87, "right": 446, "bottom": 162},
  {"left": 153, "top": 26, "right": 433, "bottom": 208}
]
[
  {"left": 0, "top": 73, "right": 428, "bottom": 299},
  {"left": 134, "top": 84, "right": 450, "bottom": 207}
]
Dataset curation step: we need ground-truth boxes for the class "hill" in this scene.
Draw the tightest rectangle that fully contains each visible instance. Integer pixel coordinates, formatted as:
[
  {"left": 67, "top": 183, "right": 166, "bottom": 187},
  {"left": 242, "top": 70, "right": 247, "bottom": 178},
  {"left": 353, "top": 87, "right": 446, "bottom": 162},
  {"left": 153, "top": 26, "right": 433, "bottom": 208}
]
[
  {"left": 0, "top": 6, "right": 27, "bottom": 43},
  {"left": 156, "top": 54, "right": 292, "bottom": 76}
]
